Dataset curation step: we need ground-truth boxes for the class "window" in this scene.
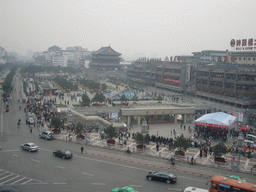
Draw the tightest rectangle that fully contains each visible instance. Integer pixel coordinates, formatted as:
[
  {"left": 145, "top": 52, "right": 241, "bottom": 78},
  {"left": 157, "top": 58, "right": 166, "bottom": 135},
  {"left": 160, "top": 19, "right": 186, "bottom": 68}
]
[
  {"left": 244, "top": 58, "right": 246, "bottom": 60},
  {"left": 212, "top": 183, "right": 218, "bottom": 189},
  {"left": 253, "top": 58, "right": 255, "bottom": 61},
  {"left": 239, "top": 58, "right": 241, "bottom": 60},
  {"left": 248, "top": 58, "right": 251, "bottom": 61}
]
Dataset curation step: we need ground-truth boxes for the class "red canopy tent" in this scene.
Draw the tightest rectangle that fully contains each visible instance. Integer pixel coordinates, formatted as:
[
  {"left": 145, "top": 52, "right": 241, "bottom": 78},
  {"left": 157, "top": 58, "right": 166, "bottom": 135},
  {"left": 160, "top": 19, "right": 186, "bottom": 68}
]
[{"left": 238, "top": 126, "right": 249, "bottom": 131}]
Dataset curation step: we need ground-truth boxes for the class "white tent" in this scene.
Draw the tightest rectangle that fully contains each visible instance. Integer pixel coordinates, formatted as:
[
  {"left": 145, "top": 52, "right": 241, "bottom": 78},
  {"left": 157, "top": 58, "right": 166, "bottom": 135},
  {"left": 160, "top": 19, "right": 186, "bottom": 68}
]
[{"left": 195, "top": 112, "right": 236, "bottom": 128}]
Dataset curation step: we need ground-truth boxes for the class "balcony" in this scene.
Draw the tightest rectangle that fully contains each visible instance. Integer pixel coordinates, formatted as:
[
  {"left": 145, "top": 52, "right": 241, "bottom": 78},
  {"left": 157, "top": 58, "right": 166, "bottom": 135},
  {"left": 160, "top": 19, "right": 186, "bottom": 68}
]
[
  {"left": 196, "top": 76, "right": 208, "bottom": 80},
  {"left": 209, "top": 77, "right": 223, "bottom": 82}
]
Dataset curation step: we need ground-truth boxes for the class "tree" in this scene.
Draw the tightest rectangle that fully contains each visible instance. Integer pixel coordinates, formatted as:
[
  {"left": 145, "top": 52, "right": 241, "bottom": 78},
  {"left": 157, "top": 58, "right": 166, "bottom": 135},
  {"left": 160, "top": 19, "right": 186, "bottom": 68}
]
[
  {"left": 120, "top": 95, "right": 127, "bottom": 103},
  {"left": 101, "top": 83, "right": 107, "bottom": 91},
  {"left": 104, "top": 125, "right": 118, "bottom": 139},
  {"left": 134, "top": 132, "right": 150, "bottom": 145},
  {"left": 173, "top": 134, "right": 190, "bottom": 151},
  {"left": 92, "top": 92, "right": 105, "bottom": 103},
  {"left": 212, "top": 143, "right": 228, "bottom": 157},
  {"left": 81, "top": 92, "right": 90, "bottom": 106},
  {"left": 75, "top": 121, "right": 84, "bottom": 135},
  {"left": 50, "top": 116, "right": 63, "bottom": 131}
]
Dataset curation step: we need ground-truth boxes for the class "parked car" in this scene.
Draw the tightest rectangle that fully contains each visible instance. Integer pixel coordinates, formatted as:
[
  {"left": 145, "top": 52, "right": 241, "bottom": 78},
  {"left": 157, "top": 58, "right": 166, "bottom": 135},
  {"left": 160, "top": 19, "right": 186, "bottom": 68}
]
[
  {"left": 20, "top": 143, "right": 39, "bottom": 152},
  {"left": 53, "top": 149, "right": 73, "bottom": 159},
  {"left": 146, "top": 171, "right": 177, "bottom": 184},
  {"left": 111, "top": 186, "right": 138, "bottom": 192},
  {"left": 28, "top": 118, "right": 35, "bottom": 124},
  {"left": 76, "top": 135, "right": 85, "bottom": 140},
  {"left": 39, "top": 131, "right": 54, "bottom": 140},
  {"left": 214, "top": 156, "right": 226, "bottom": 164}
]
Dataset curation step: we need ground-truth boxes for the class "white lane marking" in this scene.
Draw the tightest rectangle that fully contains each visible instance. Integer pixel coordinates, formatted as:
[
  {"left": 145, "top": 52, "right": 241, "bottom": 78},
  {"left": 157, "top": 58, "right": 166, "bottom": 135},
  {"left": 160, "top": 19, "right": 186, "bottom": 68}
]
[
  {"left": 56, "top": 166, "right": 65, "bottom": 169},
  {"left": 0, "top": 172, "right": 9, "bottom": 176},
  {"left": 53, "top": 182, "right": 67, "bottom": 185},
  {"left": 0, "top": 175, "right": 19, "bottom": 185},
  {"left": 10, "top": 177, "right": 26, "bottom": 185},
  {"left": 0, "top": 173, "right": 14, "bottom": 181},
  {"left": 82, "top": 172, "right": 93, "bottom": 176},
  {"left": 168, "top": 188, "right": 182, "bottom": 191},
  {"left": 130, "top": 185, "right": 143, "bottom": 187},
  {"left": 21, "top": 179, "right": 32, "bottom": 185},
  {"left": 73, "top": 155, "right": 151, "bottom": 172},
  {"left": 31, "top": 159, "right": 40, "bottom": 163},
  {"left": 0, "top": 149, "right": 19, "bottom": 152},
  {"left": 92, "top": 183, "right": 105, "bottom": 185},
  {"left": 12, "top": 154, "right": 19, "bottom": 157}
]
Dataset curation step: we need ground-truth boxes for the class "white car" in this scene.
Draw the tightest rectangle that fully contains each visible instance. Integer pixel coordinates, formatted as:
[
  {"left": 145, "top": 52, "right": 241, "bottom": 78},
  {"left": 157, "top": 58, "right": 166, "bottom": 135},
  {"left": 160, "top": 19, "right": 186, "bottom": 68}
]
[
  {"left": 21, "top": 143, "right": 39, "bottom": 152},
  {"left": 28, "top": 118, "right": 35, "bottom": 124}
]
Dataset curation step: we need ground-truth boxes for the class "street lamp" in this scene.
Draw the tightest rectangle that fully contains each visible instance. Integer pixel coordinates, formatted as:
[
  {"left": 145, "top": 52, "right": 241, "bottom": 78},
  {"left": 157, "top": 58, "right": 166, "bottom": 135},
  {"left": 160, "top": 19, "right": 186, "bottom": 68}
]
[
  {"left": 237, "top": 131, "right": 244, "bottom": 168},
  {"left": 141, "top": 120, "right": 148, "bottom": 152}
]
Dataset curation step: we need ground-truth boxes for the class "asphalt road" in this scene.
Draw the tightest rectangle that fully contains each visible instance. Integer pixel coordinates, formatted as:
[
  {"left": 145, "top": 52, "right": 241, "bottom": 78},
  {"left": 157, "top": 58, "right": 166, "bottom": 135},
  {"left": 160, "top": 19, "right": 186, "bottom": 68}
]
[{"left": 1, "top": 73, "right": 256, "bottom": 192}]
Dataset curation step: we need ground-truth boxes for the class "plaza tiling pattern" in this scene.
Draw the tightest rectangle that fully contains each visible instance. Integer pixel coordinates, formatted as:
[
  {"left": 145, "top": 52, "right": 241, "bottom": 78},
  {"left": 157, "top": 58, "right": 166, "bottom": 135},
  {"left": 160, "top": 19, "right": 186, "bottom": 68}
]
[{"left": 54, "top": 130, "right": 256, "bottom": 173}]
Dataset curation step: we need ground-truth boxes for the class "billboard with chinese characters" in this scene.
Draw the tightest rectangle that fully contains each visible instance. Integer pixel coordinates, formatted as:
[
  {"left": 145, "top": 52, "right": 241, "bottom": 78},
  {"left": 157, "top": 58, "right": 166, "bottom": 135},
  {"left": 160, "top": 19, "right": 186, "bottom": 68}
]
[{"left": 230, "top": 38, "right": 256, "bottom": 51}]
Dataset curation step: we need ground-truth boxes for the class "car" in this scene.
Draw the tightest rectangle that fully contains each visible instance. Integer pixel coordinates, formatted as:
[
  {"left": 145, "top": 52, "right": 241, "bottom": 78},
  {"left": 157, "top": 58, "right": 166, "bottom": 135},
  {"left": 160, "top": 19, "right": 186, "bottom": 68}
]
[
  {"left": 111, "top": 186, "right": 138, "bottom": 192},
  {"left": 76, "top": 134, "right": 85, "bottom": 140},
  {"left": 28, "top": 117, "right": 35, "bottom": 124},
  {"left": 53, "top": 149, "right": 73, "bottom": 159},
  {"left": 146, "top": 171, "right": 177, "bottom": 184},
  {"left": 182, "top": 187, "right": 208, "bottom": 192},
  {"left": 20, "top": 143, "right": 39, "bottom": 152},
  {"left": 39, "top": 131, "right": 54, "bottom": 140},
  {"left": 228, "top": 175, "right": 246, "bottom": 182}
]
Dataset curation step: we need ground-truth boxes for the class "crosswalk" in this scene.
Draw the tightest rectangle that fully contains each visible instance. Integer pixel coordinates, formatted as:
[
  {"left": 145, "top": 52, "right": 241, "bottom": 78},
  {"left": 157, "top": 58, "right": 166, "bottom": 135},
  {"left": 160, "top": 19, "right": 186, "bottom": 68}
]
[{"left": 0, "top": 169, "right": 47, "bottom": 186}]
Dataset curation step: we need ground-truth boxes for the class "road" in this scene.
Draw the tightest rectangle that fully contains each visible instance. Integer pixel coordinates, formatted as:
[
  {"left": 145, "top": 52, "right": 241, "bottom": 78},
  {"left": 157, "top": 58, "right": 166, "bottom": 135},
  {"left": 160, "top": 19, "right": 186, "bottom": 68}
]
[{"left": 1, "top": 73, "right": 256, "bottom": 192}]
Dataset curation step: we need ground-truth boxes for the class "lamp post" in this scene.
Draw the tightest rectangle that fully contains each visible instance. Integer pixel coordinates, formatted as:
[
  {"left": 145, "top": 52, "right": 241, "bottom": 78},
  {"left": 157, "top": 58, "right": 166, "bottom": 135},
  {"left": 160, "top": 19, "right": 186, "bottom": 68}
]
[
  {"left": 237, "top": 132, "right": 244, "bottom": 168},
  {"left": 141, "top": 120, "right": 148, "bottom": 152}
]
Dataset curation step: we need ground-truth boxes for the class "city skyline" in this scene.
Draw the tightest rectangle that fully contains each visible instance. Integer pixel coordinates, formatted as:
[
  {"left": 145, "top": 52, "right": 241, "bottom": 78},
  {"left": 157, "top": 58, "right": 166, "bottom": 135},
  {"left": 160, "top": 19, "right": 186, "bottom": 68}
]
[{"left": 1, "top": 0, "right": 256, "bottom": 60}]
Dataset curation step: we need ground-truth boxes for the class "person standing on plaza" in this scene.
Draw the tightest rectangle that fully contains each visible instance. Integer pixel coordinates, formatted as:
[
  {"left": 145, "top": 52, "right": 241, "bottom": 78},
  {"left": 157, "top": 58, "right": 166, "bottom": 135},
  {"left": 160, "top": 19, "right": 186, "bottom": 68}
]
[
  {"left": 81, "top": 146, "right": 84, "bottom": 153},
  {"left": 156, "top": 143, "right": 159, "bottom": 151}
]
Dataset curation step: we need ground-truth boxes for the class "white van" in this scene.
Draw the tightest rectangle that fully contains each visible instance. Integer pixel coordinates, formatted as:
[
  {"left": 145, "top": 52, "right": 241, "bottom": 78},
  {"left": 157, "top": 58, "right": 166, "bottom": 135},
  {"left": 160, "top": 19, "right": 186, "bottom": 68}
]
[
  {"left": 182, "top": 187, "right": 209, "bottom": 192},
  {"left": 246, "top": 133, "right": 256, "bottom": 140}
]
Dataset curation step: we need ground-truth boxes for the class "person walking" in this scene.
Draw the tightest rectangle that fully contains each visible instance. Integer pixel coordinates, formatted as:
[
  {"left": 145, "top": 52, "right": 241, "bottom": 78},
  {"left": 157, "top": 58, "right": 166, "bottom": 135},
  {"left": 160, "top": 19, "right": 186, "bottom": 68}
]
[
  {"left": 81, "top": 146, "right": 84, "bottom": 153},
  {"left": 30, "top": 126, "right": 32, "bottom": 133},
  {"left": 191, "top": 156, "right": 194, "bottom": 165}
]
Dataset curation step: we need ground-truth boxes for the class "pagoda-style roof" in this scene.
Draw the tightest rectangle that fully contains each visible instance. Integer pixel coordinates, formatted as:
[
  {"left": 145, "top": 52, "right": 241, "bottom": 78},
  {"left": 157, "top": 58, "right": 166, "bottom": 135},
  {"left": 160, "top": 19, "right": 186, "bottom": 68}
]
[{"left": 92, "top": 46, "right": 121, "bottom": 56}]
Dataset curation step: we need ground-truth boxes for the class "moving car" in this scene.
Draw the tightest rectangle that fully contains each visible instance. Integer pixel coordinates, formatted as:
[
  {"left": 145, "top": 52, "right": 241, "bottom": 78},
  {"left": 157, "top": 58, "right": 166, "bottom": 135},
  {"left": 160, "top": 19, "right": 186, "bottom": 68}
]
[
  {"left": 53, "top": 149, "right": 73, "bottom": 159},
  {"left": 111, "top": 186, "right": 138, "bottom": 192},
  {"left": 39, "top": 131, "right": 54, "bottom": 140},
  {"left": 20, "top": 143, "right": 39, "bottom": 152},
  {"left": 146, "top": 171, "right": 177, "bottom": 184}
]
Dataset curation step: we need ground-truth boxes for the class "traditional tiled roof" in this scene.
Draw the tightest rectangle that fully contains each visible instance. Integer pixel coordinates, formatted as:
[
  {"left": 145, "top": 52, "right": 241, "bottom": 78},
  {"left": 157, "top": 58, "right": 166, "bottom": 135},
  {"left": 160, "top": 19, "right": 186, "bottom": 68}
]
[{"left": 92, "top": 46, "right": 121, "bottom": 56}]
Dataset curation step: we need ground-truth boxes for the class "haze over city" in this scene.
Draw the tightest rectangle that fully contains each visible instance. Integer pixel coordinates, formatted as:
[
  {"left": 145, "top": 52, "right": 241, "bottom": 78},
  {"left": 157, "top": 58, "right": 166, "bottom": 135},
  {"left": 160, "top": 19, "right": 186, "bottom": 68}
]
[{"left": 1, "top": 0, "right": 256, "bottom": 60}]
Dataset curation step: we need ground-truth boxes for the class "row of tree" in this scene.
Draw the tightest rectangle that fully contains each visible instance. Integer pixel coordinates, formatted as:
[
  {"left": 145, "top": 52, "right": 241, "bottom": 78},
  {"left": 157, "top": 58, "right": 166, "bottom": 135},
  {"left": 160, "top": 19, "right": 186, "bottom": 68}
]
[
  {"left": 81, "top": 92, "right": 106, "bottom": 106},
  {"left": 55, "top": 76, "right": 78, "bottom": 91},
  {"left": 78, "top": 78, "right": 107, "bottom": 91},
  {"left": 21, "top": 65, "right": 78, "bottom": 74},
  {"left": 2, "top": 66, "right": 17, "bottom": 101}
]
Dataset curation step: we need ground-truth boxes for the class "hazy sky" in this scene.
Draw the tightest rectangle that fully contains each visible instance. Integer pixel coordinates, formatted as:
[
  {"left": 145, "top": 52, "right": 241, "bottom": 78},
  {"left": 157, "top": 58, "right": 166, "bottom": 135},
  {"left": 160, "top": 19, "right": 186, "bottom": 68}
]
[{"left": 1, "top": 0, "right": 256, "bottom": 60}]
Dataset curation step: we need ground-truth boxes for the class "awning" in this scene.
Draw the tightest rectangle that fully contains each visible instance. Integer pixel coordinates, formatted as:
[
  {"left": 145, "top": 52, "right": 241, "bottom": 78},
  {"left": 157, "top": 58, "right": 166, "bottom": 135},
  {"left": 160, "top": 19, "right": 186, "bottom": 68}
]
[{"left": 195, "top": 112, "right": 237, "bottom": 129}]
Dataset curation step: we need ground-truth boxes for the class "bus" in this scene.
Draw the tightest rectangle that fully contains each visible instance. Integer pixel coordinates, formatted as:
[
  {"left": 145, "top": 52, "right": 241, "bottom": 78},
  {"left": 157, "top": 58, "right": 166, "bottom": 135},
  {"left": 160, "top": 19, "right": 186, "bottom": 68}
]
[{"left": 209, "top": 175, "right": 256, "bottom": 192}]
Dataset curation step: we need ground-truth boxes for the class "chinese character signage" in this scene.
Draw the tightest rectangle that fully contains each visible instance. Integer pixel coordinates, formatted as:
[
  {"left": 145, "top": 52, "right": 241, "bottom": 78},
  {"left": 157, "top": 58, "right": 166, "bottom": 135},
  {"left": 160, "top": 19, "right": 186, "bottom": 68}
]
[{"left": 230, "top": 38, "right": 256, "bottom": 51}]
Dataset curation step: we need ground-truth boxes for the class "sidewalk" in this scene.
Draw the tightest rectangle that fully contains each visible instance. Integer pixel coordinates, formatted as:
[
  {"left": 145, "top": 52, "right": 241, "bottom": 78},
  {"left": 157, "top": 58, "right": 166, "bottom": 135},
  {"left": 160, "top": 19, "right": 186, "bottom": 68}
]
[{"left": 39, "top": 123, "right": 256, "bottom": 174}]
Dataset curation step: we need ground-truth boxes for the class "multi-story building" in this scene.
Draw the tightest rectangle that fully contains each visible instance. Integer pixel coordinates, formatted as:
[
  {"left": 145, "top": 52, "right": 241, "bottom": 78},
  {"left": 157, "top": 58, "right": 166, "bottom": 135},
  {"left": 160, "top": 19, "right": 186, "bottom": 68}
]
[
  {"left": 89, "top": 46, "right": 122, "bottom": 71},
  {"left": 192, "top": 50, "right": 229, "bottom": 62},
  {"left": 127, "top": 59, "right": 191, "bottom": 92},
  {"left": 231, "top": 51, "right": 256, "bottom": 65},
  {"left": 190, "top": 64, "right": 256, "bottom": 109},
  {"left": 42, "top": 46, "right": 90, "bottom": 67}
]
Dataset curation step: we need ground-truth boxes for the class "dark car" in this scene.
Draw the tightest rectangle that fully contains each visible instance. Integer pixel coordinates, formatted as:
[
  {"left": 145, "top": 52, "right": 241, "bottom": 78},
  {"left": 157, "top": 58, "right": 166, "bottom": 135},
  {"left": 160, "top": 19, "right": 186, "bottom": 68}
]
[
  {"left": 146, "top": 171, "right": 177, "bottom": 184},
  {"left": 53, "top": 150, "right": 73, "bottom": 159},
  {"left": 76, "top": 135, "right": 85, "bottom": 140}
]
